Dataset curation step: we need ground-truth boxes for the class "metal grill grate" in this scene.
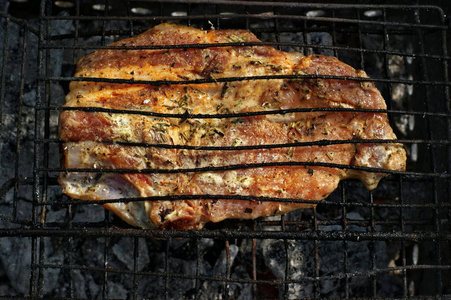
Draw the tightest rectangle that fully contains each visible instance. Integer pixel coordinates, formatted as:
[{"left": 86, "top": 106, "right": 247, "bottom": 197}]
[{"left": 0, "top": 0, "right": 450, "bottom": 299}]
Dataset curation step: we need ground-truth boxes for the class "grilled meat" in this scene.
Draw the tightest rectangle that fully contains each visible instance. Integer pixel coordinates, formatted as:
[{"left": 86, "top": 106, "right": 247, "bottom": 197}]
[{"left": 58, "top": 23, "right": 406, "bottom": 229}]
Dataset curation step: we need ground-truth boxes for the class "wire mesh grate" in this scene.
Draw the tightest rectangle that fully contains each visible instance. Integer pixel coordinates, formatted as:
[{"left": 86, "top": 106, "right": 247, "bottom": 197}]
[{"left": 0, "top": 0, "right": 450, "bottom": 299}]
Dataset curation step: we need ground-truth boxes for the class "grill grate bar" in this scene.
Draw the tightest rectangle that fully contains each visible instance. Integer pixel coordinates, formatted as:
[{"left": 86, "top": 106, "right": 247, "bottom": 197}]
[
  {"left": 399, "top": 177, "right": 408, "bottom": 297},
  {"left": 224, "top": 239, "right": 231, "bottom": 299},
  {"left": 0, "top": 17, "right": 9, "bottom": 127},
  {"left": 164, "top": 237, "right": 170, "bottom": 300},
  {"left": 42, "top": 73, "right": 451, "bottom": 87},
  {"left": 13, "top": 23, "right": 31, "bottom": 289},
  {"left": 100, "top": 0, "right": 108, "bottom": 48},
  {"left": 369, "top": 190, "right": 377, "bottom": 296},
  {"left": 0, "top": 10, "right": 39, "bottom": 34},
  {"left": 52, "top": 106, "right": 451, "bottom": 119},
  {"left": 380, "top": 8, "right": 401, "bottom": 296},
  {"left": 313, "top": 209, "right": 320, "bottom": 297},
  {"left": 41, "top": 0, "right": 52, "bottom": 224},
  {"left": 31, "top": 261, "right": 451, "bottom": 286},
  {"left": 34, "top": 1, "right": 55, "bottom": 295},
  {"left": 194, "top": 236, "right": 201, "bottom": 300},
  {"left": 281, "top": 214, "right": 290, "bottom": 299},
  {"left": 43, "top": 24, "right": 447, "bottom": 42},
  {"left": 0, "top": 296, "right": 440, "bottom": 300},
  {"left": 65, "top": 1, "right": 81, "bottom": 297},
  {"left": 381, "top": 7, "right": 392, "bottom": 113},
  {"left": 127, "top": 0, "right": 135, "bottom": 38},
  {"left": 444, "top": 10, "right": 451, "bottom": 298},
  {"left": 37, "top": 237, "right": 46, "bottom": 296},
  {"left": 72, "top": 0, "right": 80, "bottom": 64},
  {"left": 414, "top": 7, "right": 446, "bottom": 295},
  {"left": 355, "top": 7, "right": 365, "bottom": 71},
  {"left": 40, "top": 41, "right": 451, "bottom": 63},
  {"left": 132, "top": 237, "right": 139, "bottom": 300},
  {"left": 2, "top": 227, "right": 448, "bottom": 244},
  {"left": 0, "top": 1, "right": 450, "bottom": 298},
  {"left": 38, "top": 11, "right": 448, "bottom": 31},
  {"left": 28, "top": 0, "right": 48, "bottom": 297},
  {"left": 101, "top": 236, "right": 109, "bottom": 299},
  {"left": 43, "top": 164, "right": 445, "bottom": 179},
  {"left": 30, "top": 237, "right": 39, "bottom": 297},
  {"left": 251, "top": 230, "right": 257, "bottom": 299},
  {"left": 32, "top": 194, "right": 451, "bottom": 212},
  {"left": 125, "top": 0, "right": 440, "bottom": 11},
  {"left": 11, "top": 26, "right": 28, "bottom": 224},
  {"left": 340, "top": 183, "right": 350, "bottom": 297},
  {"left": 34, "top": 218, "right": 442, "bottom": 232},
  {"left": 50, "top": 138, "right": 451, "bottom": 150}
]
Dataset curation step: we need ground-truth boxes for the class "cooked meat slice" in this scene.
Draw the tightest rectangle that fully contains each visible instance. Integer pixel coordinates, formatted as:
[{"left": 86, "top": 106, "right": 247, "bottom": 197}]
[{"left": 58, "top": 23, "right": 407, "bottom": 229}]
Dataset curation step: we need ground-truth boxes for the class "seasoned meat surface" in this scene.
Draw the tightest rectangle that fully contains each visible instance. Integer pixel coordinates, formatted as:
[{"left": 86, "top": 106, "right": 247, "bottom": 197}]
[{"left": 58, "top": 23, "right": 406, "bottom": 229}]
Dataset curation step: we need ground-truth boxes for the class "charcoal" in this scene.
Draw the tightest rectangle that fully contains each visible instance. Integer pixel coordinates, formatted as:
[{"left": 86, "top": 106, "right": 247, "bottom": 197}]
[
  {"left": 106, "top": 281, "right": 128, "bottom": 299},
  {"left": 112, "top": 237, "right": 149, "bottom": 272},
  {"left": 260, "top": 212, "right": 402, "bottom": 298},
  {"left": 306, "top": 32, "right": 334, "bottom": 56},
  {"left": 131, "top": 240, "right": 254, "bottom": 299},
  {"left": 227, "top": 264, "right": 253, "bottom": 299},
  {"left": 262, "top": 238, "right": 315, "bottom": 298},
  {"left": 261, "top": 26, "right": 333, "bottom": 56},
  {"left": 70, "top": 269, "right": 88, "bottom": 298},
  {"left": 0, "top": 234, "right": 64, "bottom": 296},
  {"left": 72, "top": 204, "right": 107, "bottom": 223},
  {"left": 0, "top": 1, "right": 9, "bottom": 14},
  {"left": 23, "top": 89, "right": 36, "bottom": 107},
  {"left": 87, "top": 273, "right": 101, "bottom": 298},
  {"left": 0, "top": 236, "right": 31, "bottom": 294},
  {"left": 0, "top": 14, "right": 40, "bottom": 239},
  {"left": 42, "top": 243, "right": 65, "bottom": 295},
  {"left": 261, "top": 239, "right": 287, "bottom": 280},
  {"left": 53, "top": 266, "right": 101, "bottom": 299},
  {"left": 0, "top": 284, "right": 11, "bottom": 297},
  {"left": 46, "top": 207, "right": 67, "bottom": 223},
  {"left": 0, "top": 22, "right": 39, "bottom": 113},
  {"left": 49, "top": 11, "right": 74, "bottom": 76},
  {"left": 81, "top": 238, "right": 109, "bottom": 268},
  {"left": 71, "top": 270, "right": 101, "bottom": 299},
  {"left": 197, "top": 244, "right": 239, "bottom": 299},
  {"left": 140, "top": 253, "right": 198, "bottom": 299}
]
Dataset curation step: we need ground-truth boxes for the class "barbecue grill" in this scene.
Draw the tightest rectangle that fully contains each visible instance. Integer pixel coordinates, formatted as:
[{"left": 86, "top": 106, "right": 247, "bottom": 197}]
[{"left": 0, "top": 0, "right": 450, "bottom": 298}]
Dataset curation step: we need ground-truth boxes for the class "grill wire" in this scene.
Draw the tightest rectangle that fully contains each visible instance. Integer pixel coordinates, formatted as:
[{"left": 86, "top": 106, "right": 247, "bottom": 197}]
[{"left": 0, "top": 0, "right": 451, "bottom": 299}]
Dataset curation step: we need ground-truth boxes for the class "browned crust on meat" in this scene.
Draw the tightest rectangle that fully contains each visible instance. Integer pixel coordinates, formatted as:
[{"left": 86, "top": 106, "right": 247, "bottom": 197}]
[{"left": 58, "top": 23, "right": 406, "bottom": 229}]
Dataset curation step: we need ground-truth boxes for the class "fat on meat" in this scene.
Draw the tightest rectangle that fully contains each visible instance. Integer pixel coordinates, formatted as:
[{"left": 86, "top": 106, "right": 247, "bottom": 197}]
[{"left": 58, "top": 23, "right": 407, "bottom": 229}]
